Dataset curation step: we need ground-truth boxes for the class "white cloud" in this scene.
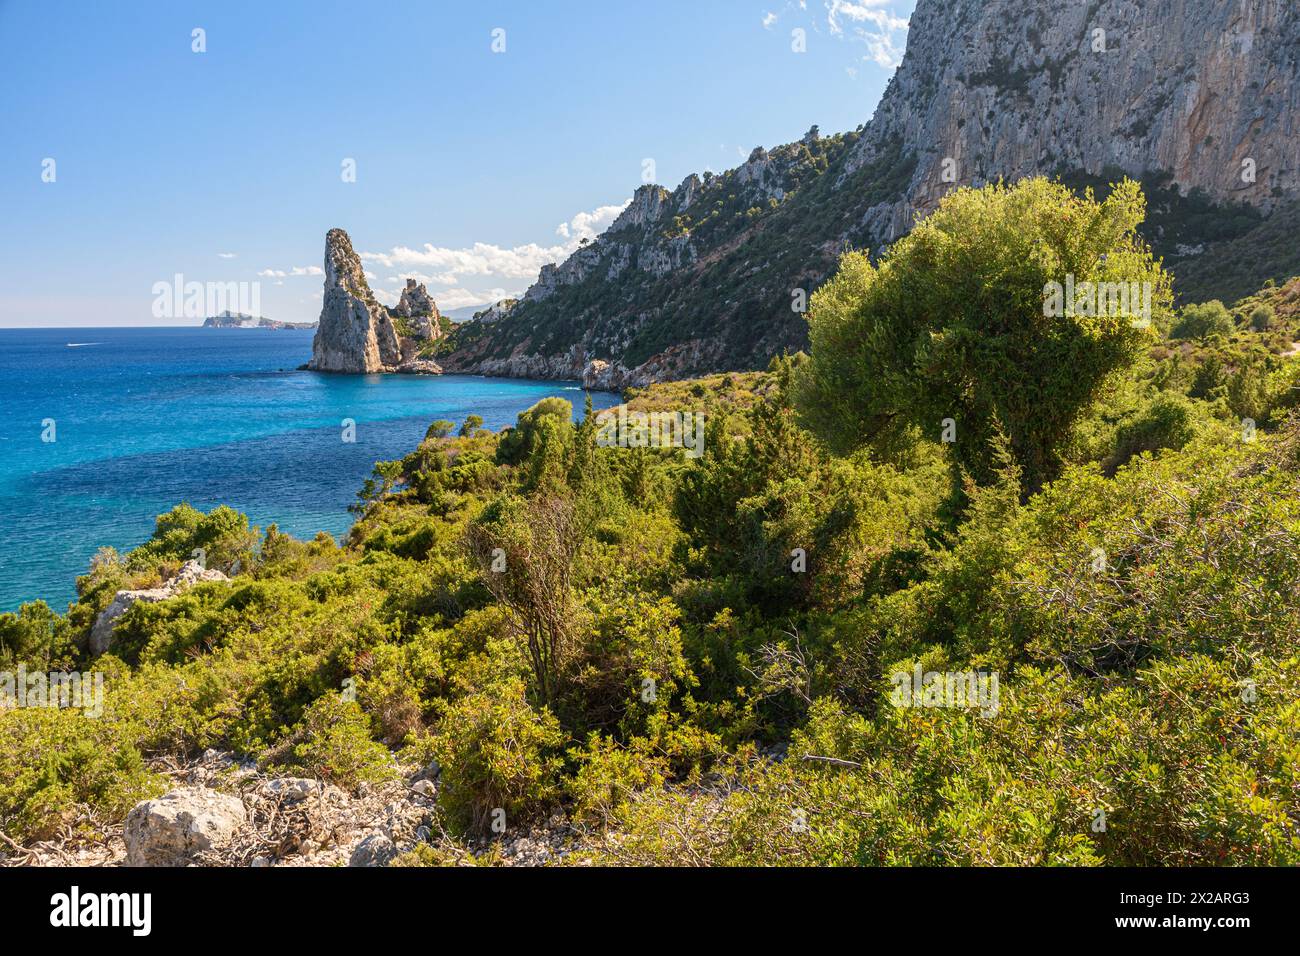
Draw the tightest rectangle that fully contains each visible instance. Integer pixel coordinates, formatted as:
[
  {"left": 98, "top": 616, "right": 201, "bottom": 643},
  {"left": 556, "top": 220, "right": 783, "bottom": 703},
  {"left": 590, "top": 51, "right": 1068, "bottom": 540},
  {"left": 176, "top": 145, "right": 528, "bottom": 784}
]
[
  {"left": 827, "top": 0, "right": 901, "bottom": 33},
  {"left": 554, "top": 202, "right": 629, "bottom": 243},
  {"left": 387, "top": 270, "right": 462, "bottom": 286},
  {"left": 825, "top": 0, "right": 908, "bottom": 69},
  {"left": 362, "top": 201, "right": 630, "bottom": 293},
  {"left": 217, "top": 252, "right": 237, "bottom": 259},
  {"left": 362, "top": 241, "right": 569, "bottom": 280},
  {"left": 862, "top": 33, "right": 905, "bottom": 67},
  {"left": 762, "top": 11, "right": 778, "bottom": 29},
  {"left": 257, "top": 265, "right": 323, "bottom": 278}
]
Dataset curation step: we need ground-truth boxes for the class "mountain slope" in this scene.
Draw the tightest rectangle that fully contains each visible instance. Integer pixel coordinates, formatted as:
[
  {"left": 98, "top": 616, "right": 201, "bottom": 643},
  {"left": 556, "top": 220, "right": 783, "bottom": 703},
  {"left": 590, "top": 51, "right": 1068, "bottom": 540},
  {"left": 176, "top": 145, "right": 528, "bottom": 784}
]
[{"left": 440, "top": 0, "right": 1300, "bottom": 388}]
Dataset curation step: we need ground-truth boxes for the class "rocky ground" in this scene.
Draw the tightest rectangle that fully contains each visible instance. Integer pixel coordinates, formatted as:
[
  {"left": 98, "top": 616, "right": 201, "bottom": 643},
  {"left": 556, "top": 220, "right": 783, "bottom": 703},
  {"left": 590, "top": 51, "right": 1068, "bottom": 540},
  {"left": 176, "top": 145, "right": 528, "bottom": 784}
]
[{"left": 0, "top": 749, "right": 584, "bottom": 868}]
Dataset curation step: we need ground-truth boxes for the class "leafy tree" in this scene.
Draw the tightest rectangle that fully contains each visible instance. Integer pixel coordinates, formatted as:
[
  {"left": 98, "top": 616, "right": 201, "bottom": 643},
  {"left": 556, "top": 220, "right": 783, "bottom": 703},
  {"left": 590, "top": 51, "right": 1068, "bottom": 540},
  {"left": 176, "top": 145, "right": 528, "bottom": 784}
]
[
  {"left": 794, "top": 177, "right": 1173, "bottom": 492},
  {"left": 1171, "top": 300, "right": 1234, "bottom": 340},
  {"left": 352, "top": 459, "right": 404, "bottom": 515},
  {"left": 458, "top": 414, "right": 484, "bottom": 437},
  {"left": 496, "top": 398, "right": 575, "bottom": 490},
  {"left": 426, "top": 419, "right": 455, "bottom": 440},
  {"left": 126, "top": 503, "right": 259, "bottom": 573},
  {"left": 0, "top": 601, "right": 69, "bottom": 669}
]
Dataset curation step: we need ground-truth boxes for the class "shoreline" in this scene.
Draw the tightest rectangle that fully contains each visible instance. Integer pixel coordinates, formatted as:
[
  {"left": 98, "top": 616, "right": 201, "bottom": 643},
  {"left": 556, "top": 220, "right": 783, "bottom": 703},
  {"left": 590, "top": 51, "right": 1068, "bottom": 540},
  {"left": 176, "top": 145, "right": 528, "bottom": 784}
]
[{"left": 0, "top": 331, "right": 623, "bottom": 613}]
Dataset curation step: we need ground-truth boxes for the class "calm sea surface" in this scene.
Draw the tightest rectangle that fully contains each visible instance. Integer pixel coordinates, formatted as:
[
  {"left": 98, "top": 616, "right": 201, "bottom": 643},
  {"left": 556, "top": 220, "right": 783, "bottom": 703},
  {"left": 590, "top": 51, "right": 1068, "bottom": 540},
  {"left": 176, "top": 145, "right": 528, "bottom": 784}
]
[{"left": 0, "top": 327, "right": 618, "bottom": 611}]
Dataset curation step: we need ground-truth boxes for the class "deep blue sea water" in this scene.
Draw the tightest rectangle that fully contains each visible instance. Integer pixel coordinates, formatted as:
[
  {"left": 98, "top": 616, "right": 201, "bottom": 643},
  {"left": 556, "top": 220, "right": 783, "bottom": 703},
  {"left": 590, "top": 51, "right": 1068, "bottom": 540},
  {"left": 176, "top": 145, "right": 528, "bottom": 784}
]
[{"left": 0, "top": 328, "right": 618, "bottom": 612}]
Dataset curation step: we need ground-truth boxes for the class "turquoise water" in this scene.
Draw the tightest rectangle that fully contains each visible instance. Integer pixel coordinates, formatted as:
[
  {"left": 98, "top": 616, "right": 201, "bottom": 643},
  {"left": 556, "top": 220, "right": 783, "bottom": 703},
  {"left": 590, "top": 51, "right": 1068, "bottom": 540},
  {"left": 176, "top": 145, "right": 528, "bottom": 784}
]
[{"left": 0, "top": 328, "right": 618, "bottom": 612}]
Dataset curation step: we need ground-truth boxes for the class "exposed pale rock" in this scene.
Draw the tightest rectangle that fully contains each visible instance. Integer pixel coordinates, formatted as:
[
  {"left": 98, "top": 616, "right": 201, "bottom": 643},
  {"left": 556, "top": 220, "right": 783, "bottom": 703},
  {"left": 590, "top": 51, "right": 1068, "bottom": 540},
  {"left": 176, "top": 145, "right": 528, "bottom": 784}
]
[
  {"left": 90, "top": 560, "right": 229, "bottom": 656},
  {"left": 396, "top": 358, "right": 443, "bottom": 375},
  {"left": 124, "top": 787, "right": 247, "bottom": 866},
  {"left": 258, "top": 778, "right": 337, "bottom": 804},
  {"left": 411, "top": 758, "right": 441, "bottom": 783},
  {"left": 308, "top": 231, "right": 447, "bottom": 374},
  {"left": 843, "top": 0, "right": 1300, "bottom": 242},
  {"left": 308, "top": 228, "right": 401, "bottom": 373},
  {"left": 608, "top": 184, "right": 672, "bottom": 232},
  {"left": 348, "top": 833, "right": 398, "bottom": 867},
  {"left": 171, "top": 559, "right": 231, "bottom": 589},
  {"left": 394, "top": 277, "right": 437, "bottom": 318},
  {"left": 474, "top": 299, "right": 517, "bottom": 324},
  {"left": 394, "top": 278, "right": 442, "bottom": 341}
]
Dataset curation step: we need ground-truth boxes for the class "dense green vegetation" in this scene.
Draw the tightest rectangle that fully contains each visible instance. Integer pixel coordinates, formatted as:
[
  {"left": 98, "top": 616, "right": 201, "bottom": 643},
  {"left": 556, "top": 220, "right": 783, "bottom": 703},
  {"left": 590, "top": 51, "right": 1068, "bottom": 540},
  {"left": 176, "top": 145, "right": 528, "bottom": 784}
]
[
  {"left": 1059, "top": 168, "right": 1300, "bottom": 306},
  {"left": 795, "top": 178, "right": 1172, "bottom": 492},
  {"left": 443, "top": 136, "right": 1297, "bottom": 386},
  {"left": 3, "top": 179, "right": 1298, "bottom": 865}
]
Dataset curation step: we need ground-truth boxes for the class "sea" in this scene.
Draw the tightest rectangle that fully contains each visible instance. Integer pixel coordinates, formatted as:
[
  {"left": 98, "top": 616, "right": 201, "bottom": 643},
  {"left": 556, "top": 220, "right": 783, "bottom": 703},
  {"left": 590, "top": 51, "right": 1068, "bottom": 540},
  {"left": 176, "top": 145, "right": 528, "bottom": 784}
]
[{"left": 0, "top": 327, "right": 619, "bottom": 612}]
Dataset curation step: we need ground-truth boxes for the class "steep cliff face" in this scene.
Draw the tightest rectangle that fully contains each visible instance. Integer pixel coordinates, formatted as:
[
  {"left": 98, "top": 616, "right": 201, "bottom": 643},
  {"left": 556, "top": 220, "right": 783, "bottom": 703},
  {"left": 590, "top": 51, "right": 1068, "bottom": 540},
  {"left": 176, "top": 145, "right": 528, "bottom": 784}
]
[
  {"left": 439, "top": 0, "right": 1299, "bottom": 387},
  {"left": 308, "top": 230, "right": 443, "bottom": 374},
  {"left": 847, "top": 0, "right": 1300, "bottom": 241}
]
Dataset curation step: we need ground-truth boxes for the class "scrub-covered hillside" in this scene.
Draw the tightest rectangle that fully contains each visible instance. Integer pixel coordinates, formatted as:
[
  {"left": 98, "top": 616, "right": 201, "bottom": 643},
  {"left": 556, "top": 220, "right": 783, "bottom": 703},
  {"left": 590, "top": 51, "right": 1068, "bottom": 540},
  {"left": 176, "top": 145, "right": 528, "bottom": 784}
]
[{"left": 3, "top": 179, "right": 1298, "bottom": 867}]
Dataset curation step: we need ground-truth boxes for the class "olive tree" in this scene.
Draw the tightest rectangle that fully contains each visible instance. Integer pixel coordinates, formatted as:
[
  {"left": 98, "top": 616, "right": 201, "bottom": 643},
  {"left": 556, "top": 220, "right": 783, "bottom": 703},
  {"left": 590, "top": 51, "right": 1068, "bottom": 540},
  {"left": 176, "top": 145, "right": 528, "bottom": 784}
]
[{"left": 794, "top": 177, "right": 1173, "bottom": 492}]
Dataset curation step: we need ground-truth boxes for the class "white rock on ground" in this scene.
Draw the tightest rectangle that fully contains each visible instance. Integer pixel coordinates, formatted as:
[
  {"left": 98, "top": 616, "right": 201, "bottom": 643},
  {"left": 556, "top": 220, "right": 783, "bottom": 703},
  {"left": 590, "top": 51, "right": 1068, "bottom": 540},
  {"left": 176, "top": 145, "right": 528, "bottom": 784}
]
[
  {"left": 348, "top": 833, "right": 398, "bottom": 867},
  {"left": 124, "top": 786, "right": 248, "bottom": 866}
]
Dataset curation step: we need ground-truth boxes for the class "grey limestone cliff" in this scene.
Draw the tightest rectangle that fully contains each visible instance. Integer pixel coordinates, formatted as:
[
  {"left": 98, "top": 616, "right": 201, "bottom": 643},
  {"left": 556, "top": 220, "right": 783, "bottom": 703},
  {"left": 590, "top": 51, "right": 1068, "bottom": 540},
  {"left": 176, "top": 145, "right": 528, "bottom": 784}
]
[{"left": 438, "top": 0, "right": 1299, "bottom": 387}]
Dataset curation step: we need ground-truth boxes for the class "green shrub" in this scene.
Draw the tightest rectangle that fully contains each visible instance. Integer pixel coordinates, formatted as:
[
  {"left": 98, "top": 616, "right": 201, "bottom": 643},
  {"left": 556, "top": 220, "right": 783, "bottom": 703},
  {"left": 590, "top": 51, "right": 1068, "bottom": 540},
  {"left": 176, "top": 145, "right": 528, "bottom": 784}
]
[
  {"left": 795, "top": 177, "right": 1172, "bottom": 491},
  {"left": 1171, "top": 300, "right": 1234, "bottom": 340},
  {"left": 1250, "top": 303, "right": 1275, "bottom": 331},
  {"left": 0, "top": 707, "right": 163, "bottom": 841},
  {"left": 268, "top": 695, "right": 396, "bottom": 789},
  {"left": 0, "top": 601, "right": 74, "bottom": 670},
  {"left": 426, "top": 420, "right": 455, "bottom": 440},
  {"left": 127, "top": 504, "right": 259, "bottom": 575},
  {"left": 566, "top": 734, "right": 668, "bottom": 825},
  {"left": 430, "top": 677, "right": 564, "bottom": 834},
  {"left": 1105, "top": 391, "right": 1199, "bottom": 472}
]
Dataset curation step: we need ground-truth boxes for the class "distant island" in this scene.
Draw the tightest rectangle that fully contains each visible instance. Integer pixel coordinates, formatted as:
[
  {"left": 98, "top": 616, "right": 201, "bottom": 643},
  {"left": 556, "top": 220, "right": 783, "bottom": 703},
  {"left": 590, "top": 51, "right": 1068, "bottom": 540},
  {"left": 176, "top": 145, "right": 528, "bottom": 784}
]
[{"left": 203, "top": 311, "right": 317, "bottom": 330}]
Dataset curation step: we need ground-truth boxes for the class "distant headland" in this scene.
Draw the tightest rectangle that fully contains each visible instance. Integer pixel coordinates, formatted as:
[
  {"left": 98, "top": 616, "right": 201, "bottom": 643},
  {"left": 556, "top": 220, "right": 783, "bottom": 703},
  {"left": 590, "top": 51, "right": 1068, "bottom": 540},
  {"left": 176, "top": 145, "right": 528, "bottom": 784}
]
[{"left": 203, "top": 311, "right": 317, "bottom": 330}]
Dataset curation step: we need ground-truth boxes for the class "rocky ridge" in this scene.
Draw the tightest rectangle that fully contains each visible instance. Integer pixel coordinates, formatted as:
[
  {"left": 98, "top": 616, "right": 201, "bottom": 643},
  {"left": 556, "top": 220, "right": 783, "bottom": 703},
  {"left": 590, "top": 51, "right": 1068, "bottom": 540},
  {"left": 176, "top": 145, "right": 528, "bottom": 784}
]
[
  {"left": 843, "top": 0, "right": 1300, "bottom": 242},
  {"left": 438, "top": 0, "right": 1299, "bottom": 387}
]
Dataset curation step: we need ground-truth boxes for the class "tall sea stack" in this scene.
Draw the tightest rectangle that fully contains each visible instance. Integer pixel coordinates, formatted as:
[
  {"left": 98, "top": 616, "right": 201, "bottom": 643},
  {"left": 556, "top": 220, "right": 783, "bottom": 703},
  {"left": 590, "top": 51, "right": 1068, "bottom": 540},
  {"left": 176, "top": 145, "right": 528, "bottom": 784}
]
[{"left": 307, "top": 228, "right": 443, "bottom": 374}]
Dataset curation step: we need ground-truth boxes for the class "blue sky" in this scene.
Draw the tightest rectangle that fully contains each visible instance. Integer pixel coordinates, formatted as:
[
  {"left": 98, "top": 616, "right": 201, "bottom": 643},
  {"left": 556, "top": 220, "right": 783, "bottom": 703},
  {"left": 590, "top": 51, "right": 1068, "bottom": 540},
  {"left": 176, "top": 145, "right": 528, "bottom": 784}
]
[{"left": 0, "top": 0, "right": 914, "bottom": 327}]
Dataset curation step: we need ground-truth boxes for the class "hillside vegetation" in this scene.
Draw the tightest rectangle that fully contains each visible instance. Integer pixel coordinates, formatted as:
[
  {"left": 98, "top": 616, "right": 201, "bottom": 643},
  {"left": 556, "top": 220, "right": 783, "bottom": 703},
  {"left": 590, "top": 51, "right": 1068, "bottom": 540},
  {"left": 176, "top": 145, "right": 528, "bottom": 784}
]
[{"left": 3, "top": 179, "right": 1299, "bottom": 866}]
